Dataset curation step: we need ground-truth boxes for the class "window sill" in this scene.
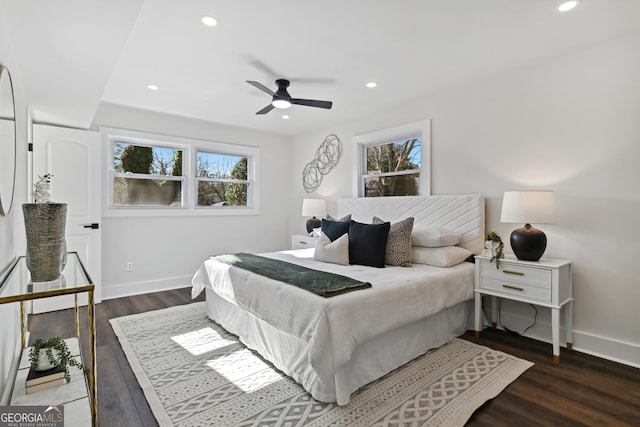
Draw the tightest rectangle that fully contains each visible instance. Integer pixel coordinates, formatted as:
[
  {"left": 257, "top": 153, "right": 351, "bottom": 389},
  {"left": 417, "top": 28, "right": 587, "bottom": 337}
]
[{"left": 102, "top": 206, "right": 260, "bottom": 218}]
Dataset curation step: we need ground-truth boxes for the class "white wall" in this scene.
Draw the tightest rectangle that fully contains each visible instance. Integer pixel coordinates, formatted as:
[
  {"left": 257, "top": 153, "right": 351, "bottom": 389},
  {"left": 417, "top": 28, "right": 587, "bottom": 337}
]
[
  {"left": 288, "top": 30, "right": 640, "bottom": 366},
  {"left": 91, "top": 104, "right": 292, "bottom": 299},
  {"left": 0, "top": 9, "right": 29, "bottom": 400}
]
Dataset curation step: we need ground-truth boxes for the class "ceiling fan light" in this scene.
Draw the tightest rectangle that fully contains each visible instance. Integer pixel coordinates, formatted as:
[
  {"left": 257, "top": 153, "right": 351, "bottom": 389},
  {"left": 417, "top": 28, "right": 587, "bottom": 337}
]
[{"left": 272, "top": 99, "right": 291, "bottom": 109}]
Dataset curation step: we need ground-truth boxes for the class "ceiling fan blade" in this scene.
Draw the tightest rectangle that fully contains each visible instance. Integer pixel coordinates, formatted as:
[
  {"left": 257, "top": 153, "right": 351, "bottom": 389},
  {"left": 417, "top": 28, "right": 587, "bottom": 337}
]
[
  {"left": 247, "top": 80, "right": 274, "bottom": 96},
  {"left": 291, "top": 98, "right": 333, "bottom": 109},
  {"left": 256, "top": 104, "right": 275, "bottom": 115}
]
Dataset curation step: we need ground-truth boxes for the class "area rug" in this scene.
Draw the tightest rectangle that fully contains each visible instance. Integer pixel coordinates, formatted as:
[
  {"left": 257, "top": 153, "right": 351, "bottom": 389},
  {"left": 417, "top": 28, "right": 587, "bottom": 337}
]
[{"left": 110, "top": 302, "right": 533, "bottom": 427}]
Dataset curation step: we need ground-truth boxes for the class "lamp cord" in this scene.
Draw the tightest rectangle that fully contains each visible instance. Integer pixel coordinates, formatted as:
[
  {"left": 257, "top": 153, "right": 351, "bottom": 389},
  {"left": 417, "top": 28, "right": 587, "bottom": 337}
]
[{"left": 497, "top": 298, "right": 538, "bottom": 336}]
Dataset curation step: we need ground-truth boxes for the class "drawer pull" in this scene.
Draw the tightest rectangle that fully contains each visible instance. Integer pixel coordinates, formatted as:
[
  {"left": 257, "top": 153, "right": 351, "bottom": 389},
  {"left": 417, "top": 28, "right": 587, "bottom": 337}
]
[
  {"left": 502, "top": 284, "right": 524, "bottom": 291},
  {"left": 298, "top": 241, "right": 308, "bottom": 245},
  {"left": 502, "top": 270, "right": 524, "bottom": 276}
]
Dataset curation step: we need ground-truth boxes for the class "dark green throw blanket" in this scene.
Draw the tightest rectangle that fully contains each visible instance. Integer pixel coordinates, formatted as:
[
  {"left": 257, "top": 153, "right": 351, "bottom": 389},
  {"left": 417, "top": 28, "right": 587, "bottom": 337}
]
[{"left": 212, "top": 253, "right": 371, "bottom": 298}]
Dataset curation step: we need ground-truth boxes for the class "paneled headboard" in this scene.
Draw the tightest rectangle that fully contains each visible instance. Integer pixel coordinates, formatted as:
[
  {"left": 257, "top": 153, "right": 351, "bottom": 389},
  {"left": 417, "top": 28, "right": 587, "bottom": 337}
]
[{"left": 337, "top": 194, "right": 485, "bottom": 254}]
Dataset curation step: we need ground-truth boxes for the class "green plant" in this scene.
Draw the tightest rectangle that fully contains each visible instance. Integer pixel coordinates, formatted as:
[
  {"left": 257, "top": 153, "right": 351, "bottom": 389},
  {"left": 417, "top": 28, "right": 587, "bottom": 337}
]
[
  {"left": 29, "top": 337, "right": 89, "bottom": 383},
  {"left": 486, "top": 231, "right": 504, "bottom": 268}
]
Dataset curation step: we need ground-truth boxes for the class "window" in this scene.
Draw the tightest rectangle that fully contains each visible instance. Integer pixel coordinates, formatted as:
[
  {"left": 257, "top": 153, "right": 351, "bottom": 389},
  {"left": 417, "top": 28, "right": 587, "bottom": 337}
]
[
  {"left": 103, "top": 127, "right": 260, "bottom": 217},
  {"left": 354, "top": 120, "right": 431, "bottom": 197},
  {"left": 363, "top": 137, "right": 421, "bottom": 197},
  {"left": 112, "top": 142, "right": 184, "bottom": 207},
  {"left": 196, "top": 151, "right": 249, "bottom": 207}
]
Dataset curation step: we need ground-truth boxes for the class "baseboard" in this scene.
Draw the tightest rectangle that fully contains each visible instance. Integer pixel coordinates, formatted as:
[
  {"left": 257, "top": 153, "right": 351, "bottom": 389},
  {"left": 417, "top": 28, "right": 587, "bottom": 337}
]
[
  {"left": 102, "top": 275, "right": 192, "bottom": 300},
  {"left": 492, "top": 308, "right": 640, "bottom": 369}
]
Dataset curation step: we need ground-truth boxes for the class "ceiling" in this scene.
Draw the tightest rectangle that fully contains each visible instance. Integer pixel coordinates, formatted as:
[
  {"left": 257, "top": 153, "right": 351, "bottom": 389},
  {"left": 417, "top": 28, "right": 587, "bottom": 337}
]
[{"left": 1, "top": 0, "right": 639, "bottom": 136}]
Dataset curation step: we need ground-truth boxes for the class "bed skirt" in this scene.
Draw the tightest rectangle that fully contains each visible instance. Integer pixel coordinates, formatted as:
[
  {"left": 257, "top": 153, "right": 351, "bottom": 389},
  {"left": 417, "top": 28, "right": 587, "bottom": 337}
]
[{"left": 205, "top": 288, "right": 473, "bottom": 405}]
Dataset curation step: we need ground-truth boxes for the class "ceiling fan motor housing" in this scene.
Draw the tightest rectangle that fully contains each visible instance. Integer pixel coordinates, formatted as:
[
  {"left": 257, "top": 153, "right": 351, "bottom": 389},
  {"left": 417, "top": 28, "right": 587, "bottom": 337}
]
[{"left": 273, "top": 79, "right": 292, "bottom": 107}]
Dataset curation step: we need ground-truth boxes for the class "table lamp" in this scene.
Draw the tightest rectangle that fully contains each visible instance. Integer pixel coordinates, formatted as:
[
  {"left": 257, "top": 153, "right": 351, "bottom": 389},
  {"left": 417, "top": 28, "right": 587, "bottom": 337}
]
[
  {"left": 302, "top": 198, "right": 326, "bottom": 234},
  {"left": 500, "top": 191, "right": 555, "bottom": 261}
]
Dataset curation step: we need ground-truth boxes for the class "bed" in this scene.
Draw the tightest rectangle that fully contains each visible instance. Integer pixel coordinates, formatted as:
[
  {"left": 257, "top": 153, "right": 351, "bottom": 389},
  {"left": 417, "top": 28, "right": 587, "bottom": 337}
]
[{"left": 191, "top": 194, "right": 485, "bottom": 405}]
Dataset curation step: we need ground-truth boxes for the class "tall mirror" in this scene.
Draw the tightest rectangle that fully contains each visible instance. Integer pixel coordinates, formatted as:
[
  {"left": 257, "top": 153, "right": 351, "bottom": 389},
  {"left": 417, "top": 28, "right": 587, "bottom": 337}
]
[{"left": 0, "top": 65, "right": 16, "bottom": 216}]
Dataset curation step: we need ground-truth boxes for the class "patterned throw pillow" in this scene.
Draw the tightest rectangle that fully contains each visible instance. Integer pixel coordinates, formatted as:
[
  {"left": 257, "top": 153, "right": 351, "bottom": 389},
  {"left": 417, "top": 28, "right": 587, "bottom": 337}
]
[{"left": 373, "top": 216, "right": 414, "bottom": 267}]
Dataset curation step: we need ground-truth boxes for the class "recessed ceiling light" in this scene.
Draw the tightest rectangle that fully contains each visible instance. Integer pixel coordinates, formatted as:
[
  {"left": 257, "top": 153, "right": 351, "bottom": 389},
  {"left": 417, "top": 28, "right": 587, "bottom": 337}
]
[
  {"left": 558, "top": 1, "right": 579, "bottom": 12},
  {"left": 366, "top": 82, "right": 377, "bottom": 88},
  {"left": 147, "top": 84, "right": 159, "bottom": 90},
  {"left": 282, "top": 115, "right": 290, "bottom": 120},
  {"left": 202, "top": 16, "right": 218, "bottom": 27}
]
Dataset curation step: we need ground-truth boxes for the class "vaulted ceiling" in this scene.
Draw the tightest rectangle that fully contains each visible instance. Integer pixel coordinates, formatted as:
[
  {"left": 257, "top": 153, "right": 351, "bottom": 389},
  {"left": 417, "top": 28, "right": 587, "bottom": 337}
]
[{"left": 1, "top": 0, "right": 639, "bottom": 136}]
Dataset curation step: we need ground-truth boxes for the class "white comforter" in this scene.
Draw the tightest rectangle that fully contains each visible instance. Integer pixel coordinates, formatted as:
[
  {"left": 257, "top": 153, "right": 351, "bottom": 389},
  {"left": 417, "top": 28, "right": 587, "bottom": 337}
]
[{"left": 192, "top": 248, "right": 475, "bottom": 378}]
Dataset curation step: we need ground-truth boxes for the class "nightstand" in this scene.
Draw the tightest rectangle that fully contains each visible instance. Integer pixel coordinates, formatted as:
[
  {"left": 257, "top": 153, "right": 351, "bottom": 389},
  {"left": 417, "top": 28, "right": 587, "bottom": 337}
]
[
  {"left": 291, "top": 234, "right": 318, "bottom": 250},
  {"left": 474, "top": 255, "right": 573, "bottom": 363}
]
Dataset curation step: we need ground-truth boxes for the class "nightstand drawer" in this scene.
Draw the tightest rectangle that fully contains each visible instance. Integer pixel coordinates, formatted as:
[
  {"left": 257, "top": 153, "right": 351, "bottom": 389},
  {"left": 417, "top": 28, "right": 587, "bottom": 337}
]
[
  {"left": 291, "top": 235, "right": 318, "bottom": 250},
  {"left": 480, "top": 261, "right": 552, "bottom": 286},
  {"left": 479, "top": 277, "right": 551, "bottom": 302}
]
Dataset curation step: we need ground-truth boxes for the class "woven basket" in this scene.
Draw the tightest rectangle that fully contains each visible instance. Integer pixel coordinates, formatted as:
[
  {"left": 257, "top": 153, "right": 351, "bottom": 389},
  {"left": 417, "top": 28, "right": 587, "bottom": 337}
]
[{"left": 23, "top": 203, "right": 67, "bottom": 282}]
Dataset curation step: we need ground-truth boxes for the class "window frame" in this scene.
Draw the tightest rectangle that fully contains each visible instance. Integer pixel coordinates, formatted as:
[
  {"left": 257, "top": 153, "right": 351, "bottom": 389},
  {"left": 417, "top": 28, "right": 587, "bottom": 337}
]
[
  {"left": 101, "top": 127, "right": 260, "bottom": 217},
  {"left": 353, "top": 120, "right": 431, "bottom": 197}
]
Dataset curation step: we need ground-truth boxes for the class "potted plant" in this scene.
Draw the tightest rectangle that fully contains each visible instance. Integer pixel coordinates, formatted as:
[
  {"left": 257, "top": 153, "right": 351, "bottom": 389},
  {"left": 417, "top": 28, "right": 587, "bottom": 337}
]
[
  {"left": 29, "top": 337, "right": 88, "bottom": 383},
  {"left": 485, "top": 231, "right": 504, "bottom": 268}
]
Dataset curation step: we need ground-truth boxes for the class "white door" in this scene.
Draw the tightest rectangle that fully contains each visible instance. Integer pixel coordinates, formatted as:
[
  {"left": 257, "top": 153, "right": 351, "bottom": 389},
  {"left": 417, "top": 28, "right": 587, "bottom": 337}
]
[{"left": 32, "top": 124, "right": 101, "bottom": 312}]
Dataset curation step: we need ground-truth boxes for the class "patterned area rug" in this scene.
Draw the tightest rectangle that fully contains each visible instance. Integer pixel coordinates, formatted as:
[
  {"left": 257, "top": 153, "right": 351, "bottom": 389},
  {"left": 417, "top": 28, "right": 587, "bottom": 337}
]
[{"left": 110, "top": 302, "right": 533, "bottom": 427}]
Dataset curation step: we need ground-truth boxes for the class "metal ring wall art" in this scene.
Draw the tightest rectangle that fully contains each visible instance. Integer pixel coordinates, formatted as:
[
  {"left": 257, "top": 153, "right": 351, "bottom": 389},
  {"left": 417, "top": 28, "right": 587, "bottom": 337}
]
[{"left": 303, "top": 134, "right": 342, "bottom": 192}]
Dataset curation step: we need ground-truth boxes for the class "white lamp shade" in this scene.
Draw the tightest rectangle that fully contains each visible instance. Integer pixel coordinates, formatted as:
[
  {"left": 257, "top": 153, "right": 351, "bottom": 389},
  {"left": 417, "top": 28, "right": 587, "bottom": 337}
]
[
  {"left": 500, "top": 191, "right": 555, "bottom": 224},
  {"left": 301, "top": 198, "right": 327, "bottom": 217}
]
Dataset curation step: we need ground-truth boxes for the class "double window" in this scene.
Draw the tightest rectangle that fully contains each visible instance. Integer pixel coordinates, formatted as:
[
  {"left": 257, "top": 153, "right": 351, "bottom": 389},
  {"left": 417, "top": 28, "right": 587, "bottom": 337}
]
[
  {"left": 104, "top": 128, "right": 259, "bottom": 216},
  {"left": 355, "top": 120, "right": 431, "bottom": 197}
]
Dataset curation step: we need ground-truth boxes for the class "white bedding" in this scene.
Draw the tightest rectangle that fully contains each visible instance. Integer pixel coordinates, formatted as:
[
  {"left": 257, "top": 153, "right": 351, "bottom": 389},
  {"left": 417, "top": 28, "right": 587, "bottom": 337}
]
[{"left": 192, "top": 248, "right": 475, "bottom": 392}]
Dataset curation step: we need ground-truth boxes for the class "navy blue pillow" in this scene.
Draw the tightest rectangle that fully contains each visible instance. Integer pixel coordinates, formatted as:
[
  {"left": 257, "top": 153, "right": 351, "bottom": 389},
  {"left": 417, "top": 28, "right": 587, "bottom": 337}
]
[
  {"left": 321, "top": 218, "right": 351, "bottom": 242},
  {"left": 348, "top": 220, "right": 390, "bottom": 268}
]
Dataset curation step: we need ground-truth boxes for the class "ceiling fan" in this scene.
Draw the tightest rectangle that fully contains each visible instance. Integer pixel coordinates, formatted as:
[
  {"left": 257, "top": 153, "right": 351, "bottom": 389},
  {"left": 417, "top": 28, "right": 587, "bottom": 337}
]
[{"left": 246, "top": 79, "right": 333, "bottom": 115}]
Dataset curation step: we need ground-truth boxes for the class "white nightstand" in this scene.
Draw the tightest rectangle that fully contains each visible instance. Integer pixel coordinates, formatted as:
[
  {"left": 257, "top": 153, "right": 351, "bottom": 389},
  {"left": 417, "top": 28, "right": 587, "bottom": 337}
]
[
  {"left": 474, "top": 255, "right": 573, "bottom": 363},
  {"left": 291, "top": 234, "right": 318, "bottom": 250}
]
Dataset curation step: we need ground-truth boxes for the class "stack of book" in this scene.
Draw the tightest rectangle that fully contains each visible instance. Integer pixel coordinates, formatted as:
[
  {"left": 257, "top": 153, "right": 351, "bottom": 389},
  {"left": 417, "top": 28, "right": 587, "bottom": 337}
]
[{"left": 25, "top": 366, "right": 66, "bottom": 394}]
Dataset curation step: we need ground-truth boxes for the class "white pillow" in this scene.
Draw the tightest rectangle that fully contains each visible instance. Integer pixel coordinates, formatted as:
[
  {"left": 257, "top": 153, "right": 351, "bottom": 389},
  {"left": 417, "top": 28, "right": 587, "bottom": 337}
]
[
  {"left": 412, "top": 227, "right": 462, "bottom": 248},
  {"left": 411, "top": 246, "right": 472, "bottom": 267},
  {"left": 314, "top": 232, "right": 350, "bottom": 265}
]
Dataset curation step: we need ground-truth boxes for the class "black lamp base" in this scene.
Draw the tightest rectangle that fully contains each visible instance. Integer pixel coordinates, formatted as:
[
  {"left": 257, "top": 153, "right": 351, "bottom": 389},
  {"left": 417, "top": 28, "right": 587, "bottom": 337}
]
[
  {"left": 306, "top": 216, "right": 321, "bottom": 234},
  {"left": 510, "top": 224, "right": 547, "bottom": 261}
]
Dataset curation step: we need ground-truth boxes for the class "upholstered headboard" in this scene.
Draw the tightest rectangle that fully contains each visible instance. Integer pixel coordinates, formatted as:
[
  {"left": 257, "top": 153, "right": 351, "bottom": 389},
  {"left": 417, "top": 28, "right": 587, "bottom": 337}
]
[{"left": 337, "top": 194, "right": 485, "bottom": 254}]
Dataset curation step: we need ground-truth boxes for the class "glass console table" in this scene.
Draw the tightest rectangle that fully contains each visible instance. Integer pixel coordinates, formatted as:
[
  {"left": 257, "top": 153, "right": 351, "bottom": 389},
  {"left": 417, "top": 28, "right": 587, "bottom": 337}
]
[{"left": 0, "top": 252, "right": 97, "bottom": 427}]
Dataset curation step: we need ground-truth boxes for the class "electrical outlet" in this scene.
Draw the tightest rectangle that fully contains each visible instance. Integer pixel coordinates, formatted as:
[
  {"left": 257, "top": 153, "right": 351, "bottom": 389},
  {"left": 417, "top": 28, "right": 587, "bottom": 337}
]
[{"left": 126, "top": 262, "right": 134, "bottom": 272}]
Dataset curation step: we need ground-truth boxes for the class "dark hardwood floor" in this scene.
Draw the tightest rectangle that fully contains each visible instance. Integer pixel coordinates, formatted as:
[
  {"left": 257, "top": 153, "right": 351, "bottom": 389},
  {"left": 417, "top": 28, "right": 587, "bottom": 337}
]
[{"left": 28, "top": 288, "right": 640, "bottom": 426}]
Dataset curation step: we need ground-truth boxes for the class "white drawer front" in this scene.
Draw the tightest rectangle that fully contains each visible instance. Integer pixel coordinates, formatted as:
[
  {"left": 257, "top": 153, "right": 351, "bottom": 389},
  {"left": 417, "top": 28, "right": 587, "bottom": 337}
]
[
  {"left": 291, "top": 236, "right": 317, "bottom": 250},
  {"left": 479, "top": 277, "right": 551, "bottom": 302},
  {"left": 480, "top": 261, "right": 552, "bottom": 286}
]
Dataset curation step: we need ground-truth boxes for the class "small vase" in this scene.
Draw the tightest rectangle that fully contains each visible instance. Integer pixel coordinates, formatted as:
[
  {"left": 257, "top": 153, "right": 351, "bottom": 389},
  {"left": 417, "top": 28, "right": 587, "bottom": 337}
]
[
  {"left": 484, "top": 240, "right": 500, "bottom": 258},
  {"left": 23, "top": 203, "right": 68, "bottom": 282},
  {"left": 35, "top": 348, "right": 61, "bottom": 371}
]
